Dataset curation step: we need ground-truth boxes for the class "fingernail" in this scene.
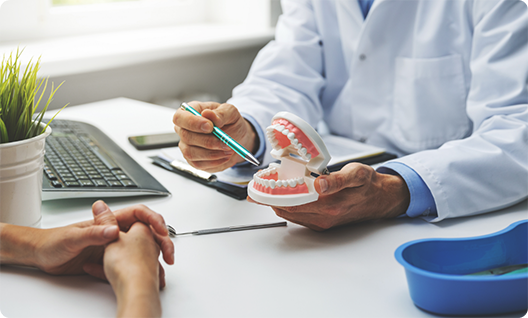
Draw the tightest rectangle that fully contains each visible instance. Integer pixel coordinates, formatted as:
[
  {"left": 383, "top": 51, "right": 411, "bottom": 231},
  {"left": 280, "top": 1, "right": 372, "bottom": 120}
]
[
  {"left": 103, "top": 225, "right": 118, "bottom": 239},
  {"left": 93, "top": 201, "right": 108, "bottom": 215},
  {"left": 201, "top": 122, "right": 211, "bottom": 132},
  {"left": 319, "top": 178, "right": 328, "bottom": 193}
]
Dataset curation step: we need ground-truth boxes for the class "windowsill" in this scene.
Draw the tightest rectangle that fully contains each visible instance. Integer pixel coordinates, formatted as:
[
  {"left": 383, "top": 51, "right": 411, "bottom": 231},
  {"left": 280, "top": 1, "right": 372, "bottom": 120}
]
[{"left": 0, "top": 23, "right": 275, "bottom": 78}]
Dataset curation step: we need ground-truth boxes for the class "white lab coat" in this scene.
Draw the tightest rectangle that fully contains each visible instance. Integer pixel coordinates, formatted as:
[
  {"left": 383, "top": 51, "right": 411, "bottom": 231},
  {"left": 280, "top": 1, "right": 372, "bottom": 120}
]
[{"left": 228, "top": 0, "right": 528, "bottom": 222}]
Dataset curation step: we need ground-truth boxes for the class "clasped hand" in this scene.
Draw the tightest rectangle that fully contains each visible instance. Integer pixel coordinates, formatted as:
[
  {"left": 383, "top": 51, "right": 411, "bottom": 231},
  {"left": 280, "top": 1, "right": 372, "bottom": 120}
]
[{"left": 30, "top": 201, "right": 174, "bottom": 288}]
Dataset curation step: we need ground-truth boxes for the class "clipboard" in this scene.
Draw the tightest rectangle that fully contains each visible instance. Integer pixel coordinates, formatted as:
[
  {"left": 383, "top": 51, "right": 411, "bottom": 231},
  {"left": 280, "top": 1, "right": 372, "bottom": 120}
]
[
  {"left": 150, "top": 156, "right": 248, "bottom": 200},
  {"left": 150, "top": 151, "right": 397, "bottom": 200}
]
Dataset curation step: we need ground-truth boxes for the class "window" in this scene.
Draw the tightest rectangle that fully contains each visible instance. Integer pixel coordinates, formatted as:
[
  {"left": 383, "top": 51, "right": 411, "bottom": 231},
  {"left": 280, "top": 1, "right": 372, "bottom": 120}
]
[{"left": 0, "top": 0, "right": 208, "bottom": 42}]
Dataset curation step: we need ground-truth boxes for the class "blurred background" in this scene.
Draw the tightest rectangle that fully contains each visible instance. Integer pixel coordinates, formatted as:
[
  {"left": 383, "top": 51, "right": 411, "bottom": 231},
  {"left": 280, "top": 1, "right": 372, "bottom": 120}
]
[{"left": 0, "top": 0, "right": 281, "bottom": 110}]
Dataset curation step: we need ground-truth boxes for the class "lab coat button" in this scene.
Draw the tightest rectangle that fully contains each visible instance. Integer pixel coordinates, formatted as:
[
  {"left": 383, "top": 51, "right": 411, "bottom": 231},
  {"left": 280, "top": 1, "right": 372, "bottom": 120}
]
[{"left": 359, "top": 54, "right": 366, "bottom": 61}]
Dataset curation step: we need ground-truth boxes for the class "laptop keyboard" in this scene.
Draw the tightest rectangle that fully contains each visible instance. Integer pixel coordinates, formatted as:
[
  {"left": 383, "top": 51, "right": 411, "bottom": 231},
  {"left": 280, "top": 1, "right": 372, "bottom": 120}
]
[{"left": 44, "top": 120, "right": 137, "bottom": 189}]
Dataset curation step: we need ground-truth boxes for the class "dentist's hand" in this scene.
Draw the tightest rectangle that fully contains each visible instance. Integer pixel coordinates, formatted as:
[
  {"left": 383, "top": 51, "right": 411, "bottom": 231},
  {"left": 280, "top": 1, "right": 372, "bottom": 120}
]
[
  {"left": 173, "top": 101, "right": 258, "bottom": 172},
  {"left": 248, "top": 163, "right": 410, "bottom": 231}
]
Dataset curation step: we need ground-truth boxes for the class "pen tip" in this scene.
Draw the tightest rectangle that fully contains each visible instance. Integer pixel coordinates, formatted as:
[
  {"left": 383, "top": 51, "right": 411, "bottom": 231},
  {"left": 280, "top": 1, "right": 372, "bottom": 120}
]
[{"left": 246, "top": 154, "right": 260, "bottom": 166}]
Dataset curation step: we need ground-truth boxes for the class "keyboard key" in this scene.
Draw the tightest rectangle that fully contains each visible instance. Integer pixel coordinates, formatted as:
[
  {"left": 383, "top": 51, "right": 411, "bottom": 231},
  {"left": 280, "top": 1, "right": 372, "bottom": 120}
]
[
  {"left": 108, "top": 181, "right": 123, "bottom": 187},
  {"left": 121, "top": 180, "right": 137, "bottom": 187},
  {"left": 64, "top": 181, "right": 81, "bottom": 187},
  {"left": 51, "top": 180, "right": 63, "bottom": 188},
  {"left": 80, "top": 180, "right": 95, "bottom": 187},
  {"left": 94, "top": 180, "right": 108, "bottom": 187}
]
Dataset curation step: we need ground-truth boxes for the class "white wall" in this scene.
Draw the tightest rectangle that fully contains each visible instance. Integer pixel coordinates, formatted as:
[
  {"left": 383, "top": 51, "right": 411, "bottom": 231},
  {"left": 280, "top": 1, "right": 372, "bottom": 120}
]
[{"left": 44, "top": 43, "right": 265, "bottom": 110}]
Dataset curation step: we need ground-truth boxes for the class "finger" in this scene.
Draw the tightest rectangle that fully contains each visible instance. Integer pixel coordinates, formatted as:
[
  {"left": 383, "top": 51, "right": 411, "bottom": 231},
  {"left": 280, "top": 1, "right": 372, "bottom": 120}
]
[
  {"left": 272, "top": 208, "right": 327, "bottom": 231},
  {"left": 178, "top": 140, "right": 232, "bottom": 161},
  {"left": 201, "top": 103, "right": 240, "bottom": 128},
  {"left": 159, "top": 263, "right": 166, "bottom": 289},
  {"left": 173, "top": 101, "right": 223, "bottom": 134},
  {"left": 152, "top": 230, "right": 175, "bottom": 265},
  {"left": 113, "top": 204, "right": 169, "bottom": 237},
  {"left": 178, "top": 129, "right": 232, "bottom": 152},
  {"left": 83, "top": 263, "right": 107, "bottom": 281},
  {"left": 68, "top": 225, "right": 119, "bottom": 251},
  {"left": 92, "top": 200, "right": 118, "bottom": 227},
  {"left": 173, "top": 108, "right": 213, "bottom": 134},
  {"left": 315, "top": 163, "right": 374, "bottom": 195}
]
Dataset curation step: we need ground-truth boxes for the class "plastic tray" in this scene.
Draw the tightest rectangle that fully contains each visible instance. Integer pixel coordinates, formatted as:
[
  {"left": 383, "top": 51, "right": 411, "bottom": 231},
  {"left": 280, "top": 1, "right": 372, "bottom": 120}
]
[{"left": 395, "top": 219, "right": 528, "bottom": 316}]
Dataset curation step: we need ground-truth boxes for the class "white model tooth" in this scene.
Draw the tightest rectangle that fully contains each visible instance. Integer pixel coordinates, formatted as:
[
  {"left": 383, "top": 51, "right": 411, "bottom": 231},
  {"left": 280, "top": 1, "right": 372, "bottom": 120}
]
[
  {"left": 266, "top": 126, "right": 275, "bottom": 132},
  {"left": 287, "top": 132, "right": 295, "bottom": 140},
  {"left": 297, "top": 177, "right": 305, "bottom": 184},
  {"left": 288, "top": 179, "right": 296, "bottom": 187},
  {"left": 306, "top": 154, "right": 311, "bottom": 160},
  {"left": 269, "top": 179, "right": 276, "bottom": 189},
  {"left": 282, "top": 129, "right": 289, "bottom": 135},
  {"left": 300, "top": 147, "right": 307, "bottom": 156},
  {"left": 291, "top": 138, "right": 298, "bottom": 146},
  {"left": 276, "top": 125, "right": 285, "bottom": 132},
  {"left": 274, "top": 180, "right": 281, "bottom": 187},
  {"left": 295, "top": 142, "right": 302, "bottom": 149},
  {"left": 263, "top": 179, "right": 270, "bottom": 188},
  {"left": 264, "top": 169, "right": 270, "bottom": 176}
]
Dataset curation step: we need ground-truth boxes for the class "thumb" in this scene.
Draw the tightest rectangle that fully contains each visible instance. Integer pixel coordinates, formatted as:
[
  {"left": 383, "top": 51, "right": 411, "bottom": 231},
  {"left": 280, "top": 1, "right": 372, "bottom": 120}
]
[
  {"left": 92, "top": 200, "right": 118, "bottom": 227},
  {"left": 315, "top": 163, "right": 372, "bottom": 195},
  {"left": 68, "top": 224, "right": 119, "bottom": 251}
]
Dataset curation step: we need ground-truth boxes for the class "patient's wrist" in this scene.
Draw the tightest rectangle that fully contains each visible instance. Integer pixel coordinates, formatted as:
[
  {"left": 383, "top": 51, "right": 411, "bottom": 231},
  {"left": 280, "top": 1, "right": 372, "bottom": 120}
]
[
  {"left": 0, "top": 223, "right": 40, "bottom": 267},
  {"left": 115, "top": 275, "right": 160, "bottom": 318}
]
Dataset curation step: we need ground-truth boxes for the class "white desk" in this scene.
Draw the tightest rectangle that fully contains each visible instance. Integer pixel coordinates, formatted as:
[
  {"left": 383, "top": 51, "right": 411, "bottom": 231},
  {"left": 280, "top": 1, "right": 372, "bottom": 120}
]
[{"left": 1, "top": 98, "right": 527, "bottom": 318}]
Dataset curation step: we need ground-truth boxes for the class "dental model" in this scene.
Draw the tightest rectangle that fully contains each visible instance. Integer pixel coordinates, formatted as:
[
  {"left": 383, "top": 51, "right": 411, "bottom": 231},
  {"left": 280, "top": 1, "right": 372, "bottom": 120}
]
[{"left": 248, "top": 112, "right": 331, "bottom": 207}]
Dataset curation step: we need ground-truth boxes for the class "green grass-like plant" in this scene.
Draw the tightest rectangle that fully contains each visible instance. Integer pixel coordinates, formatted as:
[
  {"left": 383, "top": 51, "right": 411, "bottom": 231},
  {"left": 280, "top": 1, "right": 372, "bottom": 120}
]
[{"left": 0, "top": 49, "right": 67, "bottom": 144}]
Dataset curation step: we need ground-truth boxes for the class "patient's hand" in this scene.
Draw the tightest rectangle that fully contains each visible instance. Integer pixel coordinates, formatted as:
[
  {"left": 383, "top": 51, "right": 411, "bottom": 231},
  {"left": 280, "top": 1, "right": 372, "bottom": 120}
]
[
  {"left": 103, "top": 222, "right": 162, "bottom": 318},
  {"left": 0, "top": 200, "right": 174, "bottom": 282}
]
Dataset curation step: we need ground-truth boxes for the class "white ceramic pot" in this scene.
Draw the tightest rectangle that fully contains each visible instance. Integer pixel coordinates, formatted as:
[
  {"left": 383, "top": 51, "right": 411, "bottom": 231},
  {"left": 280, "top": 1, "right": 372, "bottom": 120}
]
[{"left": 0, "top": 124, "right": 51, "bottom": 227}]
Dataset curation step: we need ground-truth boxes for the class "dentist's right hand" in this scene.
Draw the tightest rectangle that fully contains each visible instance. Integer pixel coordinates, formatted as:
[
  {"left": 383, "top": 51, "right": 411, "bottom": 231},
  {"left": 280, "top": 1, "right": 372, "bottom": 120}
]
[{"left": 173, "top": 101, "right": 258, "bottom": 173}]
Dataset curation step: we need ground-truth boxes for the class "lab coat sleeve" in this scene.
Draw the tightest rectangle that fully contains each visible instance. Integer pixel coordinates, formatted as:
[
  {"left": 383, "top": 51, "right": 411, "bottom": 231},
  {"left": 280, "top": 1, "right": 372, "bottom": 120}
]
[
  {"left": 227, "top": 0, "right": 325, "bottom": 166},
  {"left": 394, "top": 0, "right": 528, "bottom": 222}
]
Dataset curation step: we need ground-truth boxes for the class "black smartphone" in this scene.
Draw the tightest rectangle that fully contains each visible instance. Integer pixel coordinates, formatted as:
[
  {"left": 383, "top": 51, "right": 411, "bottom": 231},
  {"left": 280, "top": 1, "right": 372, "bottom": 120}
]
[{"left": 128, "top": 132, "right": 180, "bottom": 150}]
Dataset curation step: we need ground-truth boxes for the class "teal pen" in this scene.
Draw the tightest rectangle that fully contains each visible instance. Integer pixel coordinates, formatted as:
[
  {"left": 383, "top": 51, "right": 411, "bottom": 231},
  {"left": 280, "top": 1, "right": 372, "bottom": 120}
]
[{"left": 180, "top": 102, "right": 260, "bottom": 166}]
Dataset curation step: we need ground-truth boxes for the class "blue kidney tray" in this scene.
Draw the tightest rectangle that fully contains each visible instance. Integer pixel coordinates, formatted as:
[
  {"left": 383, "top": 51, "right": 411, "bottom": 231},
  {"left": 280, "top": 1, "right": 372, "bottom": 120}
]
[{"left": 395, "top": 219, "right": 528, "bottom": 316}]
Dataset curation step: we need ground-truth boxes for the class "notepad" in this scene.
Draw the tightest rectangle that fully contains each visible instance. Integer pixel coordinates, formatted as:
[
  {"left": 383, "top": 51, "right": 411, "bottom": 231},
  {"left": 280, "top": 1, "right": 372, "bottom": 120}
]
[{"left": 322, "top": 134, "right": 386, "bottom": 167}]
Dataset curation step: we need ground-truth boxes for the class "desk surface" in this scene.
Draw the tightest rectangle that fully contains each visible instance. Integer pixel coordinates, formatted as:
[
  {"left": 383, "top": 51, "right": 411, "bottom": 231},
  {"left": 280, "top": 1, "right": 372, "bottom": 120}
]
[{"left": 1, "top": 98, "right": 527, "bottom": 318}]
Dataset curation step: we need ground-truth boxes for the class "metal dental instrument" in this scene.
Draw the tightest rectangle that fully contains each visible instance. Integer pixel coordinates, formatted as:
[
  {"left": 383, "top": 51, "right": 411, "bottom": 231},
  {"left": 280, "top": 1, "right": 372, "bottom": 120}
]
[{"left": 167, "top": 221, "right": 287, "bottom": 237}]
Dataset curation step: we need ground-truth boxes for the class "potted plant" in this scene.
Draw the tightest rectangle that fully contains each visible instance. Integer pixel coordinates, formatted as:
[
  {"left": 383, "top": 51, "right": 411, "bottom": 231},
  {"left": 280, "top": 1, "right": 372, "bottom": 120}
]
[{"left": 0, "top": 49, "right": 66, "bottom": 227}]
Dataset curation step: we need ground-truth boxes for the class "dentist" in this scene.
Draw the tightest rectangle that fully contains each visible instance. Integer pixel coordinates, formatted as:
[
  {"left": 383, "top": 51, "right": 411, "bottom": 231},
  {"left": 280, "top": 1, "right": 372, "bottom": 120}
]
[{"left": 173, "top": 0, "right": 528, "bottom": 230}]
